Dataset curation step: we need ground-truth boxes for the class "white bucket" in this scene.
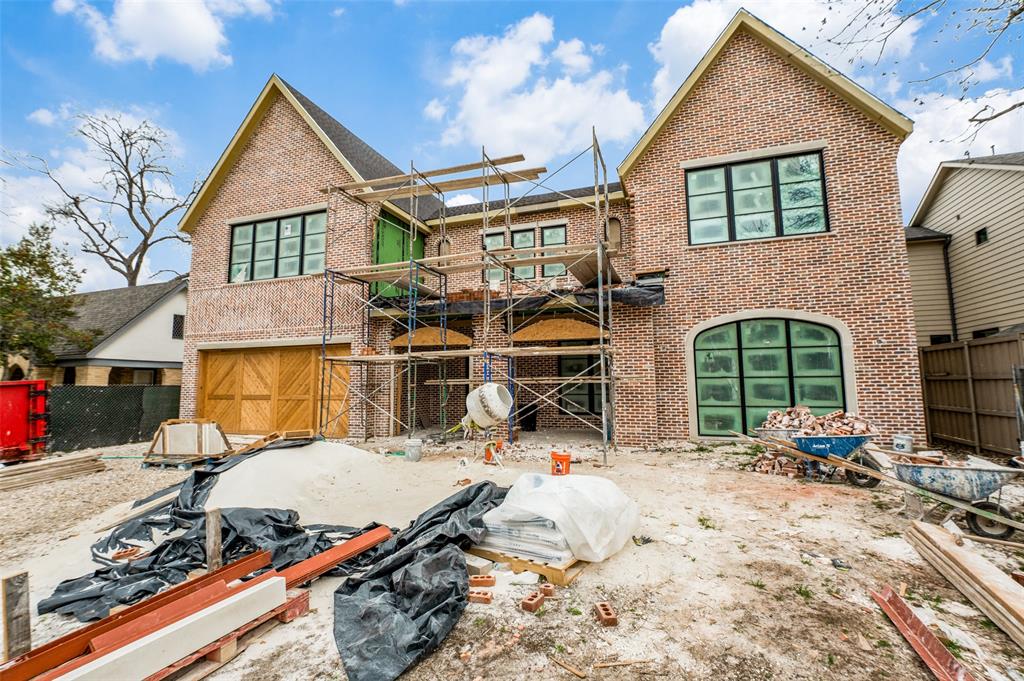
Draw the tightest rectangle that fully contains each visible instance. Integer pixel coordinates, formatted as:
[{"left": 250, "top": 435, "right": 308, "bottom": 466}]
[
  {"left": 892, "top": 434, "right": 913, "bottom": 453},
  {"left": 464, "top": 382, "right": 513, "bottom": 429},
  {"left": 404, "top": 438, "right": 423, "bottom": 462}
]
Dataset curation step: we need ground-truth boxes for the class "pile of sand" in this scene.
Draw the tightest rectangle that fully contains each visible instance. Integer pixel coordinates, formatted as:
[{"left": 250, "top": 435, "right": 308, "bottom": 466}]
[{"left": 204, "top": 441, "right": 520, "bottom": 527}]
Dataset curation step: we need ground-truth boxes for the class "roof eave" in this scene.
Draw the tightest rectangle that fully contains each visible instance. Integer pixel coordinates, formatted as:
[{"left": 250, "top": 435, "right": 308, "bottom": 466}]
[{"left": 617, "top": 9, "right": 913, "bottom": 179}]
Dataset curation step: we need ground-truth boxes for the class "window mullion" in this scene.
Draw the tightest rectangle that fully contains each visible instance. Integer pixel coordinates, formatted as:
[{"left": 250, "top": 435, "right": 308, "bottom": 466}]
[
  {"left": 299, "top": 214, "right": 306, "bottom": 275},
  {"left": 736, "top": 322, "right": 746, "bottom": 434},
  {"left": 771, "top": 160, "right": 783, "bottom": 238},
  {"left": 724, "top": 165, "right": 735, "bottom": 242}
]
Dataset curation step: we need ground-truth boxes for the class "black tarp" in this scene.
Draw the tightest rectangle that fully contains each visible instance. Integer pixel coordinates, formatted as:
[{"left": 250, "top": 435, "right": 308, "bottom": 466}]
[
  {"left": 39, "top": 441, "right": 509, "bottom": 681},
  {"left": 37, "top": 438, "right": 366, "bottom": 621},
  {"left": 332, "top": 481, "right": 507, "bottom": 681}
]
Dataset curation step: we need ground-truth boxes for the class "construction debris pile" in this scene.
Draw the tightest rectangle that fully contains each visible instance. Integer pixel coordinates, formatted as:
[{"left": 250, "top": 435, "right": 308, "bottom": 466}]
[
  {"left": 761, "top": 406, "right": 877, "bottom": 436},
  {"left": 750, "top": 449, "right": 803, "bottom": 477}
]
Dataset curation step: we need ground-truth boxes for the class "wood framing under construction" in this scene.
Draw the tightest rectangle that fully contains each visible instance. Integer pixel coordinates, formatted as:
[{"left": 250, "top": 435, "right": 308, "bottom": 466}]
[
  {"left": 350, "top": 166, "right": 547, "bottom": 202},
  {"left": 332, "top": 154, "right": 526, "bottom": 192}
]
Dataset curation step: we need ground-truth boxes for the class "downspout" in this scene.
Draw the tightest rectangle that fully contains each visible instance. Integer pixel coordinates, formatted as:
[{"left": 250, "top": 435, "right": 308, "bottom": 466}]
[{"left": 942, "top": 235, "right": 958, "bottom": 341}]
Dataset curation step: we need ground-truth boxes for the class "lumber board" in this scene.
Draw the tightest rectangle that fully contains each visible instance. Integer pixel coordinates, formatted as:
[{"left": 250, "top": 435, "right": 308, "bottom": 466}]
[
  {"left": 2, "top": 572, "right": 31, "bottom": 662},
  {"left": 911, "top": 522, "right": 1024, "bottom": 624},
  {"left": 0, "top": 452, "right": 96, "bottom": 476},
  {"left": 0, "top": 464, "right": 104, "bottom": 492},
  {"left": 335, "top": 154, "right": 526, "bottom": 191},
  {"left": 907, "top": 530, "right": 1024, "bottom": 648},
  {"left": 466, "top": 547, "right": 586, "bottom": 587},
  {"left": 353, "top": 166, "right": 546, "bottom": 201},
  {"left": 205, "top": 509, "right": 222, "bottom": 571}
]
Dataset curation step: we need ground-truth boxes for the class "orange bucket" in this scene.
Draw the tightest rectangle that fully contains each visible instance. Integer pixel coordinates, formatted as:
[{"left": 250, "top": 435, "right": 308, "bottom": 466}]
[{"left": 550, "top": 451, "right": 571, "bottom": 476}]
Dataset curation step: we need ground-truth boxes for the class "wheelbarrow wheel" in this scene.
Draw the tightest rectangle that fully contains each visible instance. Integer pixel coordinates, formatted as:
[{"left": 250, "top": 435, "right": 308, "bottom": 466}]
[
  {"left": 965, "top": 501, "right": 1015, "bottom": 540},
  {"left": 846, "top": 453, "right": 881, "bottom": 488}
]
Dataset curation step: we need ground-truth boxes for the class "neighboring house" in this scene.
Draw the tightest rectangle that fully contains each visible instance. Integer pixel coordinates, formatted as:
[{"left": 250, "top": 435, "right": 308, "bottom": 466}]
[
  {"left": 29, "top": 279, "right": 188, "bottom": 386},
  {"left": 180, "top": 10, "right": 923, "bottom": 444},
  {"left": 905, "top": 152, "right": 1024, "bottom": 345}
]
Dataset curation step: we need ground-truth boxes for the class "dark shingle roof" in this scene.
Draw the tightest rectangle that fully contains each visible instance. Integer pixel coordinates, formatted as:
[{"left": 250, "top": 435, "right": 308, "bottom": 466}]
[
  {"left": 947, "top": 151, "right": 1024, "bottom": 167},
  {"left": 278, "top": 78, "right": 442, "bottom": 221},
  {"left": 53, "top": 279, "right": 187, "bottom": 358},
  {"left": 905, "top": 225, "right": 948, "bottom": 242},
  {"left": 431, "top": 182, "right": 624, "bottom": 219}
]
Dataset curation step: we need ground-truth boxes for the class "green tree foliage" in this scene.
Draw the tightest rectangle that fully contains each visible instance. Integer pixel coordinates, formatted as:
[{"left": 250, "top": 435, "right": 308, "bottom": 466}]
[{"left": 1, "top": 224, "right": 94, "bottom": 373}]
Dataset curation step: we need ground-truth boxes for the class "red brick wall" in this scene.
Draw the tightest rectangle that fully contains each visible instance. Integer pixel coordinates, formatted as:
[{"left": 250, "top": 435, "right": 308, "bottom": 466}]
[
  {"left": 622, "top": 29, "right": 923, "bottom": 442},
  {"left": 182, "top": 90, "right": 381, "bottom": 436}
]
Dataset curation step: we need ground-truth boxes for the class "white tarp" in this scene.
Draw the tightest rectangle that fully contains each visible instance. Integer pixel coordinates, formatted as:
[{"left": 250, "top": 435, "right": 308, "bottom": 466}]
[{"left": 485, "top": 473, "right": 639, "bottom": 562}]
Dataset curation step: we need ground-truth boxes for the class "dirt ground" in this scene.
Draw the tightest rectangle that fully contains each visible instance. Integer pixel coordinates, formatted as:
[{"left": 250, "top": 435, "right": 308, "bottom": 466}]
[{"left": 2, "top": 437, "right": 1022, "bottom": 680}]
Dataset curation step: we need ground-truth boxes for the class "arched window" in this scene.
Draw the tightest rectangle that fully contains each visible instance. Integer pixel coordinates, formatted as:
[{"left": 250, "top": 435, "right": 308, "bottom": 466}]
[{"left": 694, "top": 318, "right": 845, "bottom": 436}]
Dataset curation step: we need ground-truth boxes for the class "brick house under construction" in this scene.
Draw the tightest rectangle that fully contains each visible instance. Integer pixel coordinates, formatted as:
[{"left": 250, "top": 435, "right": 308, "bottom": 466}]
[{"left": 179, "top": 10, "right": 925, "bottom": 447}]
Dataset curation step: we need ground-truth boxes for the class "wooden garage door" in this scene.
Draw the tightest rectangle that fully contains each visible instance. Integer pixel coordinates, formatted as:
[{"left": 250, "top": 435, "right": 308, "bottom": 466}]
[{"left": 198, "top": 345, "right": 349, "bottom": 436}]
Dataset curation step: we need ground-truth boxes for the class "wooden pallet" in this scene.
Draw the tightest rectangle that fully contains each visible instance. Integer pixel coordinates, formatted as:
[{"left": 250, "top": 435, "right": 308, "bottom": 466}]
[
  {"left": 144, "top": 589, "right": 310, "bottom": 681},
  {"left": 141, "top": 456, "right": 216, "bottom": 470},
  {"left": 467, "top": 547, "right": 587, "bottom": 586}
]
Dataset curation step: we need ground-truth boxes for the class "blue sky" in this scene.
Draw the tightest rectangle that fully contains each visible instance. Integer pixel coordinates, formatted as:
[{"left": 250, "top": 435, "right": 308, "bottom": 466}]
[{"left": 2, "top": 0, "right": 1021, "bottom": 291}]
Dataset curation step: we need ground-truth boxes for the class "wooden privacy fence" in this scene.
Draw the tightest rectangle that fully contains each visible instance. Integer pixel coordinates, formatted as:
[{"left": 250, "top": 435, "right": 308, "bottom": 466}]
[{"left": 919, "top": 333, "right": 1024, "bottom": 457}]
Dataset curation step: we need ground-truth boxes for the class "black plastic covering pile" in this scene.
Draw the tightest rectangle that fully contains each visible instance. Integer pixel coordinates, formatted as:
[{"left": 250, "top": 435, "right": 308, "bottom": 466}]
[
  {"left": 37, "top": 439, "right": 509, "bottom": 681},
  {"left": 331, "top": 481, "right": 507, "bottom": 681},
  {"left": 37, "top": 438, "right": 374, "bottom": 621}
]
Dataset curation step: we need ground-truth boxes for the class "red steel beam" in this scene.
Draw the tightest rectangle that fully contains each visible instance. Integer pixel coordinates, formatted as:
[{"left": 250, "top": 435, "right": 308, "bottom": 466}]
[
  {"left": 0, "top": 550, "right": 270, "bottom": 681},
  {"left": 871, "top": 585, "right": 978, "bottom": 681},
  {"left": 282, "top": 525, "right": 392, "bottom": 588}
]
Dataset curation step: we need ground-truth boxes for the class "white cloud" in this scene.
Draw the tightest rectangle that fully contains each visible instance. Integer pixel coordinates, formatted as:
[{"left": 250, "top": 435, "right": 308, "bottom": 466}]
[
  {"left": 27, "top": 108, "right": 57, "bottom": 126},
  {"left": 897, "top": 87, "right": 1024, "bottom": 218},
  {"left": 1, "top": 105, "right": 192, "bottom": 291},
  {"left": 330, "top": 6, "right": 345, "bottom": 18},
  {"left": 973, "top": 56, "right": 1013, "bottom": 83},
  {"left": 437, "top": 14, "right": 645, "bottom": 165},
  {"left": 423, "top": 98, "right": 446, "bottom": 121},
  {"left": 52, "top": 0, "right": 273, "bottom": 71},
  {"left": 648, "top": 1, "right": 922, "bottom": 111},
  {"left": 553, "top": 39, "right": 592, "bottom": 75},
  {"left": 446, "top": 193, "right": 478, "bottom": 207}
]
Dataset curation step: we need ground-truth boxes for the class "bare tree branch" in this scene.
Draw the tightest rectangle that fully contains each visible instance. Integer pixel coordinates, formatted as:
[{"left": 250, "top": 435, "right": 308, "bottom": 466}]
[{"left": 8, "top": 113, "right": 199, "bottom": 286}]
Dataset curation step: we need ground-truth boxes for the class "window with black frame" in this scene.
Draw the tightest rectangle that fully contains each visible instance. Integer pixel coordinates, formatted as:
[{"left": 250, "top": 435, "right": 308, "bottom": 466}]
[
  {"left": 686, "top": 152, "right": 829, "bottom": 245},
  {"left": 558, "top": 341, "right": 602, "bottom": 415},
  {"left": 694, "top": 318, "right": 844, "bottom": 436},
  {"left": 541, "top": 224, "right": 567, "bottom": 277},
  {"left": 229, "top": 210, "right": 326, "bottom": 283}
]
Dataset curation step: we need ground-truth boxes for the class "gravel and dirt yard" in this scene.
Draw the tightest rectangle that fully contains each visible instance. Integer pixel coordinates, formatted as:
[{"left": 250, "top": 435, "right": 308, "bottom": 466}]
[{"left": 1, "top": 438, "right": 1021, "bottom": 680}]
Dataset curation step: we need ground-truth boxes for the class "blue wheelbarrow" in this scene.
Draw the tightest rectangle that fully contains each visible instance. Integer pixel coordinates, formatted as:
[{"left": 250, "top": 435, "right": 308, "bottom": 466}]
[
  {"left": 892, "top": 458, "right": 1023, "bottom": 540},
  {"left": 791, "top": 434, "right": 882, "bottom": 488}
]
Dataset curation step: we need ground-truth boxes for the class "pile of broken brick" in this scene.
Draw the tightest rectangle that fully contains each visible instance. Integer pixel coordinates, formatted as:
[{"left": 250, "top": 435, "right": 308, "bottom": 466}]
[{"left": 762, "top": 405, "right": 876, "bottom": 436}]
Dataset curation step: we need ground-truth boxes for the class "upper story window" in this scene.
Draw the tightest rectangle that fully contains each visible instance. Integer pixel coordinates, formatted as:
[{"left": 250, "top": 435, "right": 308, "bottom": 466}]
[
  {"left": 686, "top": 152, "right": 829, "bottom": 245},
  {"left": 974, "top": 227, "right": 989, "bottom": 245},
  {"left": 171, "top": 314, "right": 185, "bottom": 340},
  {"left": 541, "top": 224, "right": 567, "bottom": 277},
  {"left": 483, "top": 231, "right": 506, "bottom": 284},
  {"left": 229, "top": 210, "right": 327, "bottom": 283},
  {"left": 511, "top": 228, "right": 535, "bottom": 280}
]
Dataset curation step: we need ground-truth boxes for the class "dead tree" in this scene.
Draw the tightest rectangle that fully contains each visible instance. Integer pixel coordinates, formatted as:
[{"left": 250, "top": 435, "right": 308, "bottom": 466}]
[
  {"left": 822, "top": 0, "right": 1023, "bottom": 138},
  {"left": 28, "top": 114, "right": 199, "bottom": 286}
]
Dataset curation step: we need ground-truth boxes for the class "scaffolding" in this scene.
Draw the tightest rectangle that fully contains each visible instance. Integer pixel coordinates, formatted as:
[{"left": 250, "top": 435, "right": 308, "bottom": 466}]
[{"left": 318, "top": 130, "right": 618, "bottom": 462}]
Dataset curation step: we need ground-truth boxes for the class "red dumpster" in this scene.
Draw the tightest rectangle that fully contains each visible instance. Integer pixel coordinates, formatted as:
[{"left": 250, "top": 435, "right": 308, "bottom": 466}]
[{"left": 0, "top": 379, "right": 49, "bottom": 463}]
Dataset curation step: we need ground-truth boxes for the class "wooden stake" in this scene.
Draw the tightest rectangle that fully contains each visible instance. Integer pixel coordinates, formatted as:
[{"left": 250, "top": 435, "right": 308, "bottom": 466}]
[
  {"left": 2, "top": 572, "right": 31, "bottom": 662},
  {"left": 205, "top": 508, "right": 223, "bottom": 571},
  {"left": 550, "top": 656, "right": 587, "bottom": 678}
]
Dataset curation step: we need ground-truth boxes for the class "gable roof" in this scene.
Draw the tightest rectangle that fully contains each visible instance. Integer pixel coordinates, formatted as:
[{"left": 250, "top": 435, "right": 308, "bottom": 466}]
[
  {"left": 178, "top": 74, "right": 439, "bottom": 233},
  {"left": 54, "top": 279, "right": 187, "bottom": 359},
  {"left": 905, "top": 225, "right": 948, "bottom": 242},
  {"left": 617, "top": 9, "right": 914, "bottom": 179},
  {"left": 908, "top": 150, "right": 1024, "bottom": 227}
]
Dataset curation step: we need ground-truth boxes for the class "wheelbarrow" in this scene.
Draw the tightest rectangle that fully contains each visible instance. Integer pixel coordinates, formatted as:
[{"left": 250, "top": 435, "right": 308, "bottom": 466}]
[
  {"left": 790, "top": 434, "right": 881, "bottom": 488},
  {"left": 892, "top": 458, "right": 1023, "bottom": 540}
]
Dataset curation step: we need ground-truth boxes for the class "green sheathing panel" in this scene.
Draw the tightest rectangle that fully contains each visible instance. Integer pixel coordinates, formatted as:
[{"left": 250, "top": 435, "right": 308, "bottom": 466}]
[{"left": 372, "top": 211, "right": 420, "bottom": 298}]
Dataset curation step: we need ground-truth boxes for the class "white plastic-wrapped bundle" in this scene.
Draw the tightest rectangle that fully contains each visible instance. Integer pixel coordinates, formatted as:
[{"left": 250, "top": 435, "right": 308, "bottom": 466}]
[
  {"left": 480, "top": 473, "right": 639, "bottom": 563},
  {"left": 477, "top": 513, "right": 575, "bottom": 564}
]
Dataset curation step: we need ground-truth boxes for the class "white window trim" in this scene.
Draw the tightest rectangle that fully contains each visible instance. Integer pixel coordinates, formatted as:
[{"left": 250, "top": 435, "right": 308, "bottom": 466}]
[
  {"left": 684, "top": 309, "right": 858, "bottom": 441},
  {"left": 679, "top": 140, "right": 828, "bottom": 170}
]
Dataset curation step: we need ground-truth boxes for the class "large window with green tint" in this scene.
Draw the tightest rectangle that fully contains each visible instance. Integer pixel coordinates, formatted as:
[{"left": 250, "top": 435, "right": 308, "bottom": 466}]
[
  {"left": 694, "top": 318, "right": 844, "bottom": 436},
  {"left": 229, "top": 210, "right": 326, "bottom": 283},
  {"left": 686, "top": 151, "right": 829, "bottom": 245}
]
